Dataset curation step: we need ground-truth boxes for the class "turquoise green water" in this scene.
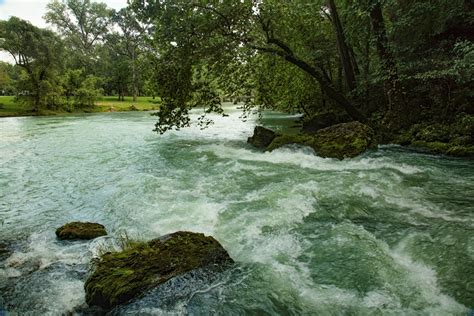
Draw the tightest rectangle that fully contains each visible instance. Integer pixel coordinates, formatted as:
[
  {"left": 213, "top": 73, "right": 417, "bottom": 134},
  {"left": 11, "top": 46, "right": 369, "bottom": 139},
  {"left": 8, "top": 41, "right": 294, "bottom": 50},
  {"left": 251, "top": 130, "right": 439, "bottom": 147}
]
[{"left": 0, "top": 107, "right": 473, "bottom": 315}]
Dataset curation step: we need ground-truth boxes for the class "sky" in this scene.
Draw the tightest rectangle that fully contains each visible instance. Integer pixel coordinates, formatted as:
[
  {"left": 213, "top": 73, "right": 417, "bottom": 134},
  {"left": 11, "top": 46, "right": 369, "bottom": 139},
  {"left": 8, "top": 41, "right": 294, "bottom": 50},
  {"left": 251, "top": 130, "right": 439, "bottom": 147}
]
[{"left": 0, "top": 0, "right": 128, "bottom": 63}]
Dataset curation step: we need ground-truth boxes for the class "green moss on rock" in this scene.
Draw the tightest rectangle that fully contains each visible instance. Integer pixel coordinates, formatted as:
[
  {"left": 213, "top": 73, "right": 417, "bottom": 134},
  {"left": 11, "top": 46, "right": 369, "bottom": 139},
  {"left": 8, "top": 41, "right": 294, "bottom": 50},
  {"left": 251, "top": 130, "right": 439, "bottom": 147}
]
[
  {"left": 84, "top": 231, "right": 233, "bottom": 310},
  {"left": 410, "top": 140, "right": 474, "bottom": 157},
  {"left": 56, "top": 222, "right": 107, "bottom": 240},
  {"left": 266, "top": 134, "right": 315, "bottom": 152},
  {"left": 411, "top": 141, "right": 451, "bottom": 154},
  {"left": 267, "top": 121, "right": 376, "bottom": 159},
  {"left": 446, "top": 145, "right": 474, "bottom": 157},
  {"left": 394, "top": 114, "right": 473, "bottom": 157}
]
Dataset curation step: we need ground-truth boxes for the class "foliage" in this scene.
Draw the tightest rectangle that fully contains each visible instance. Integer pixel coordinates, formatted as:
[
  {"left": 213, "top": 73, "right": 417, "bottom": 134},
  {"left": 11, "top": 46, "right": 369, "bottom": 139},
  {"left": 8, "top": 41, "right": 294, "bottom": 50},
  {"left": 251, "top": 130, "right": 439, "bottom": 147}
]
[
  {"left": 74, "top": 75, "right": 103, "bottom": 107},
  {"left": 0, "top": 17, "right": 64, "bottom": 111},
  {"left": 0, "top": 63, "right": 14, "bottom": 95},
  {"left": 1, "top": 0, "right": 472, "bottom": 141},
  {"left": 44, "top": 0, "right": 112, "bottom": 61}
]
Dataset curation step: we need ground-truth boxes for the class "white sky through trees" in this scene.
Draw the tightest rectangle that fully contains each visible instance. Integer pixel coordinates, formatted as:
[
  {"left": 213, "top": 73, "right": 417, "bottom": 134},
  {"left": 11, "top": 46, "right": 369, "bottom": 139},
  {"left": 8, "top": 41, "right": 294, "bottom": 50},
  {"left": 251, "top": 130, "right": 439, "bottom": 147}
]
[{"left": 0, "top": 0, "right": 128, "bottom": 63}]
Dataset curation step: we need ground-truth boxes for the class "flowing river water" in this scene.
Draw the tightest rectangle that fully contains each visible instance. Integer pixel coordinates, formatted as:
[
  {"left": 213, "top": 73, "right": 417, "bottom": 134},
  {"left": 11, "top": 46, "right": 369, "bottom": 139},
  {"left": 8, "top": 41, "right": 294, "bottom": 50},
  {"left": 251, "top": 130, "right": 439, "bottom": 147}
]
[{"left": 0, "top": 106, "right": 473, "bottom": 315}]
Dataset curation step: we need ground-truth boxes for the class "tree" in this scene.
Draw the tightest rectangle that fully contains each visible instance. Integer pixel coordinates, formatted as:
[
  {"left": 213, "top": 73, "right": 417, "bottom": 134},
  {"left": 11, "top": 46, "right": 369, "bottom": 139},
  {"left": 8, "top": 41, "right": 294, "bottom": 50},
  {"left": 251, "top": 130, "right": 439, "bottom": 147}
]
[
  {"left": 44, "top": 0, "right": 112, "bottom": 66},
  {"left": 0, "top": 62, "right": 16, "bottom": 95},
  {"left": 0, "top": 17, "right": 63, "bottom": 111},
  {"left": 130, "top": 0, "right": 367, "bottom": 133},
  {"left": 110, "top": 7, "right": 145, "bottom": 102},
  {"left": 368, "top": 0, "right": 407, "bottom": 130},
  {"left": 326, "top": 0, "right": 359, "bottom": 92}
]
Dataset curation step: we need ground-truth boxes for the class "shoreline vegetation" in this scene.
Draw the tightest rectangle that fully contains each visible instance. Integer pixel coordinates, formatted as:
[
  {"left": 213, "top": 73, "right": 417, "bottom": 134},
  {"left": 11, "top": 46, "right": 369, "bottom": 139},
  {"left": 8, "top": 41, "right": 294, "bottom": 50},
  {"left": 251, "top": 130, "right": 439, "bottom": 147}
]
[
  {"left": 3, "top": 93, "right": 472, "bottom": 159},
  {"left": 1, "top": 1, "right": 472, "bottom": 160},
  {"left": 0, "top": 96, "right": 160, "bottom": 118}
]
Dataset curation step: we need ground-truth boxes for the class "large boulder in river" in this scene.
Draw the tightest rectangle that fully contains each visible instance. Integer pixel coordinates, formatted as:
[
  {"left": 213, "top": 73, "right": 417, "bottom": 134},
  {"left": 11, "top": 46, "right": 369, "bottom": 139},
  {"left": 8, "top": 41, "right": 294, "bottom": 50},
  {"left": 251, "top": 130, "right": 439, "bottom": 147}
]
[
  {"left": 267, "top": 121, "right": 377, "bottom": 159},
  {"left": 84, "top": 231, "right": 233, "bottom": 310},
  {"left": 247, "top": 126, "right": 278, "bottom": 148},
  {"left": 56, "top": 222, "right": 107, "bottom": 240}
]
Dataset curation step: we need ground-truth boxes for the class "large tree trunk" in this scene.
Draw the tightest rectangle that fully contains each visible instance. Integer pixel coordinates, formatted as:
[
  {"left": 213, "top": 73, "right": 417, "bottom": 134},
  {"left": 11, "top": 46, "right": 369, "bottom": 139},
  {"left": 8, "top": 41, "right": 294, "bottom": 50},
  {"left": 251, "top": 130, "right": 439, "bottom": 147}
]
[
  {"left": 369, "top": 0, "right": 409, "bottom": 130},
  {"left": 132, "top": 49, "right": 138, "bottom": 102},
  {"left": 326, "top": 0, "right": 358, "bottom": 91},
  {"left": 283, "top": 54, "right": 367, "bottom": 123},
  {"left": 255, "top": 24, "right": 367, "bottom": 123}
]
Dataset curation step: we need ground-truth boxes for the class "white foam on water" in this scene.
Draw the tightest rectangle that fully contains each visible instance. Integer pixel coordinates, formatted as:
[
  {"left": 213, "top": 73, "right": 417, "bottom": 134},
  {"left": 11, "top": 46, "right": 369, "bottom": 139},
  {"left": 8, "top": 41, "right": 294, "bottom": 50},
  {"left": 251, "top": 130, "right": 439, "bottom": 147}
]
[
  {"left": 43, "top": 279, "right": 85, "bottom": 314},
  {"left": 0, "top": 267, "right": 21, "bottom": 278},
  {"left": 149, "top": 200, "right": 224, "bottom": 237},
  {"left": 390, "top": 237, "right": 467, "bottom": 314},
  {"left": 263, "top": 223, "right": 468, "bottom": 315},
  {"left": 4, "top": 232, "right": 92, "bottom": 272},
  {"left": 385, "top": 195, "right": 472, "bottom": 224},
  {"left": 202, "top": 144, "right": 424, "bottom": 175}
]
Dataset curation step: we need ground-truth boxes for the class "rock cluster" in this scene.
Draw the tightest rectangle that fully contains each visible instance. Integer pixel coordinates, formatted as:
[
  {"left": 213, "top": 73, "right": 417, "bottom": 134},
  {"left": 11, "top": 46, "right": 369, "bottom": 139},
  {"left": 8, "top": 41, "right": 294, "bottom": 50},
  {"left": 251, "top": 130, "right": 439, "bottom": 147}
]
[
  {"left": 248, "top": 121, "right": 377, "bottom": 159},
  {"left": 395, "top": 114, "right": 474, "bottom": 157}
]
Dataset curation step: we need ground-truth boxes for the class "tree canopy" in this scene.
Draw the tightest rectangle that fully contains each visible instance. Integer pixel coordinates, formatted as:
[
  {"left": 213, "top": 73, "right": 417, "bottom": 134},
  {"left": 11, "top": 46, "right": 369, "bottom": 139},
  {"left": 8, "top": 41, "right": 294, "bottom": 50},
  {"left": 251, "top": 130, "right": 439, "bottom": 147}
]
[{"left": 0, "top": 0, "right": 472, "bottom": 139}]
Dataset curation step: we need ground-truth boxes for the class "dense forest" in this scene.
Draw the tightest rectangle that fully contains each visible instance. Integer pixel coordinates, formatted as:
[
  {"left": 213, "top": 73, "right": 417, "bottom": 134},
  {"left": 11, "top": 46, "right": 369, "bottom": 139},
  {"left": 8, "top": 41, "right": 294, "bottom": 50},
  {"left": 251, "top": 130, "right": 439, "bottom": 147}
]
[{"left": 0, "top": 0, "right": 473, "bottom": 154}]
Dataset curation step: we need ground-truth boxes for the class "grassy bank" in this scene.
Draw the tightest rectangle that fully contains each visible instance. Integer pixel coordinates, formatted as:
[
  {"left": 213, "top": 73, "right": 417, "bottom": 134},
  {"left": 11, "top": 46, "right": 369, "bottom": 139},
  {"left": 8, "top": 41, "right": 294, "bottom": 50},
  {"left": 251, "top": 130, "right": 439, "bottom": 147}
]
[{"left": 0, "top": 96, "right": 160, "bottom": 118}]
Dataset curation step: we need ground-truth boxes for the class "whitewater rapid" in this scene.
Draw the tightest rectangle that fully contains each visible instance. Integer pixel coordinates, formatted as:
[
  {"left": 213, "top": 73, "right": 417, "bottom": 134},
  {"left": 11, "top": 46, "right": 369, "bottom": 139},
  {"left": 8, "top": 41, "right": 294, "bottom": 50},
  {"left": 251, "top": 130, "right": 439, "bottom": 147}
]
[{"left": 0, "top": 107, "right": 472, "bottom": 314}]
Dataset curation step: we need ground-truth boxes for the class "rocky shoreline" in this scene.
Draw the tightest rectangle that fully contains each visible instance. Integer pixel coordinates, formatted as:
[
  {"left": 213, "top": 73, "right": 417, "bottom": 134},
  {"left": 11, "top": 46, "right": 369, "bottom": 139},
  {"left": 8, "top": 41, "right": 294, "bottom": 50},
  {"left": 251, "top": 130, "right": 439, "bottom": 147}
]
[{"left": 248, "top": 112, "right": 473, "bottom": 159}]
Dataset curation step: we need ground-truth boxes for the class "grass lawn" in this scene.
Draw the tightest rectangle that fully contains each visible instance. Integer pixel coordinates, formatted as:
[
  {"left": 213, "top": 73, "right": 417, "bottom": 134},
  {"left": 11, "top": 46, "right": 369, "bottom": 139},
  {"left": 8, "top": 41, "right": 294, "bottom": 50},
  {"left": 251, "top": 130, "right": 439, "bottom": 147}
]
[
  {"left": 0, "top": 96, "right": 25, "bottom": 117},
  {"left": 95, "top": 96, "right": 161, "bottom": 112},
  {"left": 0, "top": 96, "right": 161, "bottom": 117}
]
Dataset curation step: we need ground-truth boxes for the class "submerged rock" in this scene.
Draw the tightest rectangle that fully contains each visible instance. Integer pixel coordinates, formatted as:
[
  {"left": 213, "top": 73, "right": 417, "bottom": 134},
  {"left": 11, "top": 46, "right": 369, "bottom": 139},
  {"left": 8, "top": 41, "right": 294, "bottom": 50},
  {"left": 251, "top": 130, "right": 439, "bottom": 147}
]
[
  {"left": 247, "top": 126, "right": 278, "bottom": 148},
  {"left": 84, "top": 231, "right": 233, "bottom": 310},
  {"left": 268, "top": 121, "right": 376, "bottom": 159},
  {"left": 56, "top": 222, "right": 107, "bottom": 240}
]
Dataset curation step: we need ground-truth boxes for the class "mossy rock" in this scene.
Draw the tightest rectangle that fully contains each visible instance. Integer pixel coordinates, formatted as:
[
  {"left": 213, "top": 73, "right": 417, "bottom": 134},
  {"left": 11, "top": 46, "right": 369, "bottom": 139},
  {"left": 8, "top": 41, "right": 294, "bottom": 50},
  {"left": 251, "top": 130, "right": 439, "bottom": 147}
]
[
  {"left": 84, "top": 231, "right": 233, "bottom": 310},
  {"left": 268, "top": 121, "right": 376, "bottom": 159},
  {"left": 411, "top": 141, "right": 451, "bottom": 154},
  {"left": 446, "top": 145, "right": 474, "bottom": 157},
  {"left": 394, "top": 114, "right": 473, "bottom": 155},
  {"left": 266, "top": 134, "right": 315, "bottom": 152},
  {"left": 451, "top": 113, "right": 474, "bottom": 138},
  {"left": 411, "top": 140, "right": 474, "bottom": 157},
  {"left": 416, "top": 123, "right": 451, "bottom": 142},
  {"left": 56, "top": 222, "right": 107, "bottom": 240},
  {"left": 247, "top": 126, "right": 278, "bottom": 148}
]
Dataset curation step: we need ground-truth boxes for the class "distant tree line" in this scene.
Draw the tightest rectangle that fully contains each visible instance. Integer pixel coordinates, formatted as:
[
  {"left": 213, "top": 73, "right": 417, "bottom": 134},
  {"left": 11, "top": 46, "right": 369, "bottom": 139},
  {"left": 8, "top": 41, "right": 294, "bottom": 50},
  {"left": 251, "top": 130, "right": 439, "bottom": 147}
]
[{"left": 0, "top": 0, "right": 154, "bottom": 112}]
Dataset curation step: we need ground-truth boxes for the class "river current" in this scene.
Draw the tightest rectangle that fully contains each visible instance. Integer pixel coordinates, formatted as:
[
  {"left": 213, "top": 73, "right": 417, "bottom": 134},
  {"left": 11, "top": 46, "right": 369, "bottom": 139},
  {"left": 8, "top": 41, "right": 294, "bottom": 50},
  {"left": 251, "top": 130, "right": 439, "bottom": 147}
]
[{"left": 0, "top": 107, "right": 473, "bottom": 315}]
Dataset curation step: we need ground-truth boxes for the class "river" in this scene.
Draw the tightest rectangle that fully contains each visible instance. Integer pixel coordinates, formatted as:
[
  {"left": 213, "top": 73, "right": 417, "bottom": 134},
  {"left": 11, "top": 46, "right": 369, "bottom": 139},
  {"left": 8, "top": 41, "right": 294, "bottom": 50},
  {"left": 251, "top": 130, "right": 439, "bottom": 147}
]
[{"left": 0, "top": 106, "right": 473, "bottom": 315}]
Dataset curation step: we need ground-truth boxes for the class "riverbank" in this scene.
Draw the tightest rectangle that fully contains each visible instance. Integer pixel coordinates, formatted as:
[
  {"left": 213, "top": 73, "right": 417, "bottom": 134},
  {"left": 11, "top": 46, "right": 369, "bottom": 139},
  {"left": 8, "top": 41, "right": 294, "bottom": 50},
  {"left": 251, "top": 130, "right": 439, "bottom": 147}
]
[{"left": 0, "top": 96, "right": 160, "bottom": 118}]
